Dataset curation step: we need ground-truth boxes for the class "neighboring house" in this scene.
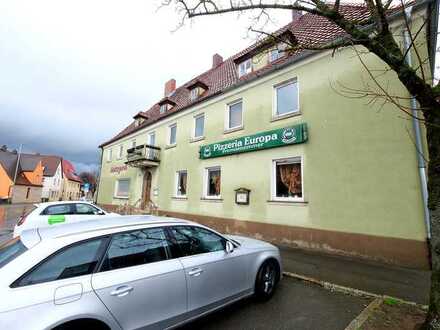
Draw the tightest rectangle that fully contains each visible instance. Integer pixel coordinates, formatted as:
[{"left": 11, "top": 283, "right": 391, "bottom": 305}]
[
  {"left": 61, "top": 160, "right": 82, "bottom": 201},
  {"left": 0, "top": 151, "right": 44, "bottom": 203},
  {"left": 97, "top": 2, "right": 437, "bottom": 269},
  {"left": 40, "top": 156, "right": 63, "bottom": 202}
]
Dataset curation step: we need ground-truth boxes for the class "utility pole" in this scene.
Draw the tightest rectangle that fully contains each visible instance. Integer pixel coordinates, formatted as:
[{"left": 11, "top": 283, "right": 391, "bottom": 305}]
[{"left": 10, "top": 144, "right": 23, "bottom": 203}]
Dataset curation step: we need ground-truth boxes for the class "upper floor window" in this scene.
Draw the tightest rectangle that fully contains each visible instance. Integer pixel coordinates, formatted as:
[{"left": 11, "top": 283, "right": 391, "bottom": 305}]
[
  {"left": 117, "top": 145, "right": 123, "bottom": 159},
  {"left": 226, "top": 100, "right": 243, "bottom": 130},
  {"left": 160, "top": 104, "right": 167, "bottom": 114},
  {"left": 169, "top": 123, "right": 177, "bottom": 145},
  {"left": 274, "top": 79, "right": 299, "bottom": 118},
  {"left": 269, "top": 48, "right": 281, "bottom": 62},
  {"left": 238, "top": 59, "right": 252, "bottom": 77},
  {"left": 190, "top": 88, "right": 199, "bottom": 101},
  {"left": 107, "top": 148, "right": 112, "bottom": 162},
  {"left": 131, "top": 140, "right": 136, "bottom": 148},
  {"left": 194, "top": 114, "right": 205, "bottom": 138}
]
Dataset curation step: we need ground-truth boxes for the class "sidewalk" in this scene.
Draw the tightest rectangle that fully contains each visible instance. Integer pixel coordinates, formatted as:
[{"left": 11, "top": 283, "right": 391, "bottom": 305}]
[{"left": 280, "top": 246, "right": 431, "bottom": 305}]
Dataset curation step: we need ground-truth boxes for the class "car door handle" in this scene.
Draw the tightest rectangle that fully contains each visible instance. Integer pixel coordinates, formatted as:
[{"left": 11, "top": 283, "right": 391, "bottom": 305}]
[
  {"left": 110, "top": 285, "right": 133, "bottom": 297},
  {"left": 188, "top": 268, "right": 204, "bottom": 277}
]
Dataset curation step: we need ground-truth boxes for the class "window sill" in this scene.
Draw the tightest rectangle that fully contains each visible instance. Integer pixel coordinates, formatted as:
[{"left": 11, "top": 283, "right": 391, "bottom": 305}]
[
  {"left": 271, "top": 111, "right": 301, "bottom": 122},
  {"left": 200, "top": 197, "right": 223, "bottom": 202},
  {"left": 267, "top": 199, "right": 307, "bottom": 205},
  {"left": 190, "top": 136, "right": 205, "bottom": 143},
  {"left": 224, "top": 126, "right": 244, "bottom": 135},
  {"left": 172, "top": 196, "right": 188, "bottom": 200},
  {"left": 165, "top": 144, "right": 177, "bottom": 150},
  {"left": 114, "top": 196, "right": 129, "bottom": 200}
]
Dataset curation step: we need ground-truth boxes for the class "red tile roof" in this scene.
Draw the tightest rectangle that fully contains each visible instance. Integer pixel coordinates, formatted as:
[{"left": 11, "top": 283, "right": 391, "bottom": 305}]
[
  {"left": 98, "top": 3, "right": 397, "bottom": 147},
  {"left": 62, "top": 159, "right": 82, "bottom": 183}
]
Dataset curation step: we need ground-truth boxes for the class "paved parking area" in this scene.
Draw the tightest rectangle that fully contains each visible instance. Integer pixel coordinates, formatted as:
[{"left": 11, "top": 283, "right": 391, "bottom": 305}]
[
  {"left": 180, "top": 277, "right": 371, "bottom": 330},
  {"left": 0, "top": 204, "right": 35, "bottom": 243}
]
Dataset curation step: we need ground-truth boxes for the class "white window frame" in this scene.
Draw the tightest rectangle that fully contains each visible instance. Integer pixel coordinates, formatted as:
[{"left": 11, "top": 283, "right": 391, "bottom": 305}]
[
  {"left": 168, "top": 123, "right": 177, "bottom": 146},
  {"left": 131, "top": 140, "right": 136, "bottom": 148},
  {"left": 225, "top": 99, "right": 244, "bottom": 131},
  {"left": 114, "top": 179, "right": 130, "bottom": 199},
  {"left": 117, "top": 145, "right": 123, "bottom": 159},
  {"left": 148, "top": 132, "right": 156, "bottom": 146},
  {"left": 175, "top": 170, "right": 188, "bottom": 198},
  {"left": 107, "top": 148, "right": 112, "bottom": 162},
  {"left": 269, "top": 48, "right": 281, "bottom": 62},
  {"left": 271, "top": 156, "right": 304, "bottom": 202},
  {"left": 160, "top": 104, "right": 167, "bottom": 114},
  {"left": 273, "top": 78, "right": 300, "bottom": 119},
  {"left": 203, "top": 166, "right": 221, "bottom": 199},
  {"left": 190, "top": 88, "right": 198, "bottom": 101},
  {"left": 193, "top": 113, "right": 205, "bottom": 139},
  {"left": 238, "top": 59, "right": 252, "bottom": 77}
]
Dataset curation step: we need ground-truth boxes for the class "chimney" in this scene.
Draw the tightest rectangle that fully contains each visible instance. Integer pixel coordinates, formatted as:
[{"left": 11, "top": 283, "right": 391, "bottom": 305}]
[
  {"left": 164, "top": 79, "right": 176, "bottom": 97},
  {"left": 212, "top": 53, "right": 223, "bottom": 68},
  {"left": 292, "top": 9, "right": 302, "bottom": 22}
]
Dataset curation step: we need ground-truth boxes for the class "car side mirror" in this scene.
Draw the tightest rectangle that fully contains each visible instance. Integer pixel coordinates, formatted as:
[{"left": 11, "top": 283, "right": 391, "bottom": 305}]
[{"left": 225, "top": 241, "right": 235, "bottom": 254}]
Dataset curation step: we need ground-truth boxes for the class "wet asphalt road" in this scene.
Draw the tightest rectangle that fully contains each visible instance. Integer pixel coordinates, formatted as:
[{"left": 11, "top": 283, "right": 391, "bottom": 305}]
[{"left": 0, "top": 204, "right": 370, "bottom": 329}]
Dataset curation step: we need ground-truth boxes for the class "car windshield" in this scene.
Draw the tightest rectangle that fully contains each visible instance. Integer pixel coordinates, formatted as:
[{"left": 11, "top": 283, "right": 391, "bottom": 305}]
[{"left": 0, "top": 237, "right": 27, "bottom": 268}]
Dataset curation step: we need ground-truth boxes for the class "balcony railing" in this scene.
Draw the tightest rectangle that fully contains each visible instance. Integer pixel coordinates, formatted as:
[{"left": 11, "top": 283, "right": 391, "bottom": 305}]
[{"left": 125, "top": 144, "right": 160, "bottom": 167}]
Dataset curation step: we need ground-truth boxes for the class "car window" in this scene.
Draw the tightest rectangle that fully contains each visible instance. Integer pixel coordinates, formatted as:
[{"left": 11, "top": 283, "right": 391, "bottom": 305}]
[
  {"left": 42, "top": 204, "right": 74, "bottom": 216},
  {"left": 14, "top": 238, "right": 106, "bottom": 287},
  {"left": 169, "top": 226, "right": 226, "bottom": 257},
  {"left": 75, "top": 203, "right": 100, "bottom": 215},
  {"left": 100, "top": 227, "right": 170, "bottom": 272},
  {"left": 0, "top": 238, "right": 27, "bottom": 269}
]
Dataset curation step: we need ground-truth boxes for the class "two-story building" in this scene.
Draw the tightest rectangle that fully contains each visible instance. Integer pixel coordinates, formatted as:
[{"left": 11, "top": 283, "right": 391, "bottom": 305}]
[
  {"left": 41, "top": 155, "right": 63, "bottom": 202},
  {"left": 97, "top": 2, "right": 438, "bottom": 269}
]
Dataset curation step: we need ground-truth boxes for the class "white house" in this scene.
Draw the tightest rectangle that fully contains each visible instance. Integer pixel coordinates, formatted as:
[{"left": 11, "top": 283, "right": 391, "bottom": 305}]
[{"left": 41, "top": 155, "right": 63, "bottom": 202}]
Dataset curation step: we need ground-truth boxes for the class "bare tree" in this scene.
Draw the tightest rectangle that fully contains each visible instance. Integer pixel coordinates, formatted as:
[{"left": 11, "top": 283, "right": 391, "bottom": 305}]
[{"left": 164, "top": 0, "right": 440, "bottom": 327}]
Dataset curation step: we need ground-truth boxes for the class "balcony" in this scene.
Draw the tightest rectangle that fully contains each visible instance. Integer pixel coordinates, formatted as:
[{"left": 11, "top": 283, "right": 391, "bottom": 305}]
[{"left": 125, "top": 144, "right": 160, "bottom": 168}]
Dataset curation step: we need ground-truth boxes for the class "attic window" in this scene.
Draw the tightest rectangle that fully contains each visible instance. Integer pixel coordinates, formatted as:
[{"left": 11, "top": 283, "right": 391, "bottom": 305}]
[
  {"left": 238, "top": 59, "right": 252, "bottom": 77},
  {"left": 160, "top": 104, "right": 168, "bottom": 114},
  {"left": 187, "top": 81, "right": 208, "bottom": 101},
  {"left": 190, "top": 88, "right": 199, "bottom": 101},
  {"left": 269, "top": 49, "right": 281, "bottom": 62}
]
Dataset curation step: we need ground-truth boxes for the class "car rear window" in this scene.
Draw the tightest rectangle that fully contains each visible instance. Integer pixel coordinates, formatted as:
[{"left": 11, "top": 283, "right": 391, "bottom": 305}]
[{"left": 0, "top": 238, "right": 27, "bottom": 268}]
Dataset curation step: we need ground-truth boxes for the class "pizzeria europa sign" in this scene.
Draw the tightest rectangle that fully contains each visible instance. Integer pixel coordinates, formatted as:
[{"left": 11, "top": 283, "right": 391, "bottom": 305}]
[{"left": 199, "top": 123, "right": 308, "bottom": 159}]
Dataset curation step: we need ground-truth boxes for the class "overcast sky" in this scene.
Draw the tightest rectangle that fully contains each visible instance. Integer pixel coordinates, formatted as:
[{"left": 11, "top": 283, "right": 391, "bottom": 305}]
[{"left": 0, "top": 0, "right": 289, "bottom": 173}]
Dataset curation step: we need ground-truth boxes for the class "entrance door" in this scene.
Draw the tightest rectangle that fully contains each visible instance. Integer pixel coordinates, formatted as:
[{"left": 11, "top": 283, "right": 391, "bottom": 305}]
[{"left": 141, "top": 171, "right": 152, "bottom": 209}]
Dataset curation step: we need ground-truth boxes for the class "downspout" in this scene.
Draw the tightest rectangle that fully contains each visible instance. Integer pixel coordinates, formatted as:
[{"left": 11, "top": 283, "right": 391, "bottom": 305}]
[{"left": 403, "top": 6, "right": 431, "bottom": 241}]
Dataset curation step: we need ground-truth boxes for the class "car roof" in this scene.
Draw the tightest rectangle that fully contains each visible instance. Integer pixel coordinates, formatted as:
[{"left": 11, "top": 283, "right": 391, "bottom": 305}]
[
  {"left": 35, "top": 201, "right": 95, "bottom": 208},
  {"left": 35, "top": 215, "right": 193, "bottom": 241}
]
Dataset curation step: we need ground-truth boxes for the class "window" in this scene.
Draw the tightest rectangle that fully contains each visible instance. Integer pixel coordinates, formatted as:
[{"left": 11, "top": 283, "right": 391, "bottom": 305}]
[
  {"left": 107, "top": 148, "right": 112, "bottom": 162},
  {"left": 205, "top": 167, "right": 221, "bottom": 198},
  {"left": 238, "top": 59, "right": 252, "bottom": 77},
  {"left": 115, "top": 179, "right": 130, "bottom": 198},
  {"left": 176, "top": 171, "right": 187, "bottom": 197},
  {"left": 148, "top": 132, "right": 156, "bottom": 146},
  {"left": 272, "top": 157, "right": 303, "bottom": 201},
  {"left": 131, "top": 140, "right": 136, "bottom": 148},
  {"left": 190, "top": 88, "right": 198, "bottom": 101},
  {"left": 226, "top": 100, "right": 243, "bottom": 130},
  {"left": 75, "top": 203, "right": 100, "bottom": 215},
  {"left": 100, "top": 228, "right": 169, "bottom": 271},
  {"left": 169, "top": 124, "right": 177, "bottom": 145},
  {"left": 0, "top": 238, "right": 27, "bottom": 269},
  {"left": 14, "top": 238, "right": 106, "bottom": 287},
  {"left": 269, "top": 48, "right": 281, "bottom": 62},
  {"left": 42, "top": 204, "right": 74, "bottom": 215},
  {"left": 25, "top": 188, "right": 31, "bottom": 199},
  {"left": 117, "top": 145, "right": 123, "bottom": 159},
  {"left": 274, "top": 80, "right": 299, "bottom": 117},
  {"left": 169, "top": 226, "right": 226, "bottom": 256},
  {"left": 194, "top": 114, "right": 204, "bottom": 138},
  {"left": 160, "top": 104, "right": 167, "bottom": 114}
]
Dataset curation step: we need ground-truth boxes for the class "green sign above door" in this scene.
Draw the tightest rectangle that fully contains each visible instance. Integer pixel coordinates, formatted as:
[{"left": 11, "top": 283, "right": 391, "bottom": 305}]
[{"left": 199, "top": 123, "right": 308, "bottom": 159}]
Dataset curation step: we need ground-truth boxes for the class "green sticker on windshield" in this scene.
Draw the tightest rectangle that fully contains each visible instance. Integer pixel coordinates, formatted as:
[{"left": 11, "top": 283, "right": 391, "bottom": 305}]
[{"left": 48, "top": 215, "right": 66, "bottom": 225}]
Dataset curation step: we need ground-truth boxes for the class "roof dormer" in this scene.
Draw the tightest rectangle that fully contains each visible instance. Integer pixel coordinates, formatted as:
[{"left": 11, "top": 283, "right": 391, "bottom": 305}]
[
  {"left": 187, "top": 80, "right": 208, "bottom": 101},
  {"left": 133, "top": 112, "right": 148, "bottom": 127},
  {"left": 158, "top": 97, "right": 177, "bottom": 114}
]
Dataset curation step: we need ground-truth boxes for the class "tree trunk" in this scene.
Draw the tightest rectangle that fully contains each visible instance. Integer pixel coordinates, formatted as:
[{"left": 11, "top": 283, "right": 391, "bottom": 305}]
[{"left": 424, "top": 109, "right": 440, "bottom": 330}]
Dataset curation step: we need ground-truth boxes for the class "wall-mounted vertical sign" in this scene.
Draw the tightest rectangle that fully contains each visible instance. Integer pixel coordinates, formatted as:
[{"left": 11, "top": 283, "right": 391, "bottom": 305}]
[{"left": 199, "top": 123, "right": 308, "bottom": 159}]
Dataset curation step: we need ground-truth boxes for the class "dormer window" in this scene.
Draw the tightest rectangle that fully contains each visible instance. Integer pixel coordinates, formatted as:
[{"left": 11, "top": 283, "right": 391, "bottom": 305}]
[
  {"left": 133, "top": 112, "right": 148, "bottom": 127},
  {"left": 160, "top": 104, "right": 168, "bottom": 114},
  {"left": 238, "top": 59, "right": 252, "bottom": 77},
  {"left": 269, "top": 49, "right": 281, "bottom": 62},
  {"left": 187, "top": 80, "right": 208, "bottom": 102},
  {"left": 158, "top": 97, "right": 176, "bottom": 114}
]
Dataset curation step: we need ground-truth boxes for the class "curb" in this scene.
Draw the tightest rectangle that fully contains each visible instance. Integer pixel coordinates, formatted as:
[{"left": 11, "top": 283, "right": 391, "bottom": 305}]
[
  {"left": 344, "top": 298, "right": 383, "bottom": 330},
  {"left": 282, "top": 271, "right": 428, "bottom": 309}
]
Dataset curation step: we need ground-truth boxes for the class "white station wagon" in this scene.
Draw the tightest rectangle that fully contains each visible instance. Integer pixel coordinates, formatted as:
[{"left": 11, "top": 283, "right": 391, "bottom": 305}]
[{"left": 13, "top": 201, "right": 119, "bottom": 237}]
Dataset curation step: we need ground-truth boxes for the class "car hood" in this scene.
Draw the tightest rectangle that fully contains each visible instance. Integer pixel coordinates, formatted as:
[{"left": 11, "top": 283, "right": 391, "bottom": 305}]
[{"left": 226, "top": 234, "right": 278, "bottom": 250}]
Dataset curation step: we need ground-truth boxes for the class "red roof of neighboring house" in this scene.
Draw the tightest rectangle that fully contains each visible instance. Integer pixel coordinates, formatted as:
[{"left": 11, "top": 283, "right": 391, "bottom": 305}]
[
  {"left": 99, "top": 2, "right": 410, "bottom": 148},
  {"left": 62, "top": 160, "right": 82, "bottom": 183},
  {"left": 40, "top": 155, "right": 62, "bottom": 177}
]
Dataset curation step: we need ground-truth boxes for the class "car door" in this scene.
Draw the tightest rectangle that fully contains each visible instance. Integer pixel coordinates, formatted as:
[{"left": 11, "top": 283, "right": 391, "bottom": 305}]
[
  {"left": 7, "top": 237, "right": 117, "bottom": 330},
  {"left": 168, "top": 226, "right": 250, "bottom": 315},
  {"left": 39, "top": 203, "right": 75, "bottom": 228},
  {"left": 91, "top": 226, "right": 187, "bottom": 330}
]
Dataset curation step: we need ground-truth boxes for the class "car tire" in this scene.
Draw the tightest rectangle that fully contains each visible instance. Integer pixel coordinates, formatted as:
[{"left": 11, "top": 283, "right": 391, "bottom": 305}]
[{"left": 254, "top": 259, "right": 280, "bottom": 301}]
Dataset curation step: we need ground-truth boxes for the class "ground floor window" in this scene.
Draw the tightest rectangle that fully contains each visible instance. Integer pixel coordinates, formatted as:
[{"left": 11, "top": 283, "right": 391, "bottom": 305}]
[
  {"left": 205, "top": 166, "right": 221, "bottom": 198},
  {"left": 176, "top": 170, "right": 187, "bottom": 197},
  {"left": 115, "top": 179, "right": 130, "bottom": 198},
  {"left": 272, "top": 157, "right": 303, "bottom": 201}
]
